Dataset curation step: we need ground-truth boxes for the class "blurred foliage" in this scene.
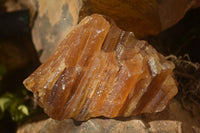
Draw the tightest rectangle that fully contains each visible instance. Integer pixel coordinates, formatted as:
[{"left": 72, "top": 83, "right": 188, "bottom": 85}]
[
  {"left": 0, "top": 10, "right": 41, "bottom": 132},
  {"left": 0, "top": 63, "right": 39, "bottom": 123},
  {"left": 0, "top": 92, "right": 29, "bottom": 122}
]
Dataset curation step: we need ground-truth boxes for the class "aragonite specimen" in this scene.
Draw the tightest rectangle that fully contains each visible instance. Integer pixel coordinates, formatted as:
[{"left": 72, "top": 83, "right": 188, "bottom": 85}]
[{"left": 23, "top": 14, "right": 178, "bottom": 121}]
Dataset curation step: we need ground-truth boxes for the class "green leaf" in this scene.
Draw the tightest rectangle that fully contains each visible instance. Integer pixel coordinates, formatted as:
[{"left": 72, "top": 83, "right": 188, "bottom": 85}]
[
  {"left": 0, "top": 97, "right": 11, "bottom": 112},
  {"left": 0, "top": 93, "right": 13, "bottom": 112},
  {"left": 0, "top": 92, "right": 33, "bottom": 122},
  {"left": 18, "top": 105, "right": 29, "bottom": 116}
]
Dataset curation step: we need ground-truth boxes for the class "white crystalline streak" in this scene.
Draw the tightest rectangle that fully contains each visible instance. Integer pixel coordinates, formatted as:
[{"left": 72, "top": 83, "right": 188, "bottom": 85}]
[
  {"left": 148, "top": 57, "right": 158, "bottom": 77},
  {"left": 62, "top": 84, "right": 65, "bottom": 90}
]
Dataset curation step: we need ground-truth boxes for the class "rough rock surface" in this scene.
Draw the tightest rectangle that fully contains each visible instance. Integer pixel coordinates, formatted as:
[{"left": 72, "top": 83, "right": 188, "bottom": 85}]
[
  {"left": 16, "top": 99, "right": 200, "bottom": 133},
  {"left": 23, "top": 14, "right": 177, "bottom": 121}
]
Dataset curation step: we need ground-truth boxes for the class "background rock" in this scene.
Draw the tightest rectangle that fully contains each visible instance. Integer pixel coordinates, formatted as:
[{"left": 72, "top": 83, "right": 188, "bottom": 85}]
[
  {"left": 80, "top": 0, "right": 200, "bottom": 38},
  {"left": 2, "top": 0, "right": 199, "bottom": 62},
  {"left": 17, "top": 99, "right": 200, "bottom": 133},
  {"left": 35, "top": 0, "right": 199, "bottom": 62},
  {"left": 31, "top": 0, "right": 82, "bottom": 62}
]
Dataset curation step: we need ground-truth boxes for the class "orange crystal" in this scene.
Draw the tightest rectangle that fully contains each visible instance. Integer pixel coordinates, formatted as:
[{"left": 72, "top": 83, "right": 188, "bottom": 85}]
[{"left": 23, "top": 14, "right": 178, "bottom": 121}]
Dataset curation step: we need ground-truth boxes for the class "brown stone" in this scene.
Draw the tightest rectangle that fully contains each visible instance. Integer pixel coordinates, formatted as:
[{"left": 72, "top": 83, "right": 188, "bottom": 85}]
[
  {"left": 23, "top": 14, "right": 178, "bottom": 121},
  {"left": 17, "top": 100, "right": 200, "bottom": 133},
  {"left": 80, "top": 0, "right": 200, "bottom": 38}
]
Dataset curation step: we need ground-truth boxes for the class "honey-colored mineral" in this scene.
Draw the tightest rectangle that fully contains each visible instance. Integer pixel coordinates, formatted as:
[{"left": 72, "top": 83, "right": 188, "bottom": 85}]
[{"left": 23, "top": 14, "right": 178, "bottom": 121}]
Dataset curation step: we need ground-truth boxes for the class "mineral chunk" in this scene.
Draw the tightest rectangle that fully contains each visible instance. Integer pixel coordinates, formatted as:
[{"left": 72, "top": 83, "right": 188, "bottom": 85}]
[{"left": 23, "top": 14, "right": 178, "bottom": 121}]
